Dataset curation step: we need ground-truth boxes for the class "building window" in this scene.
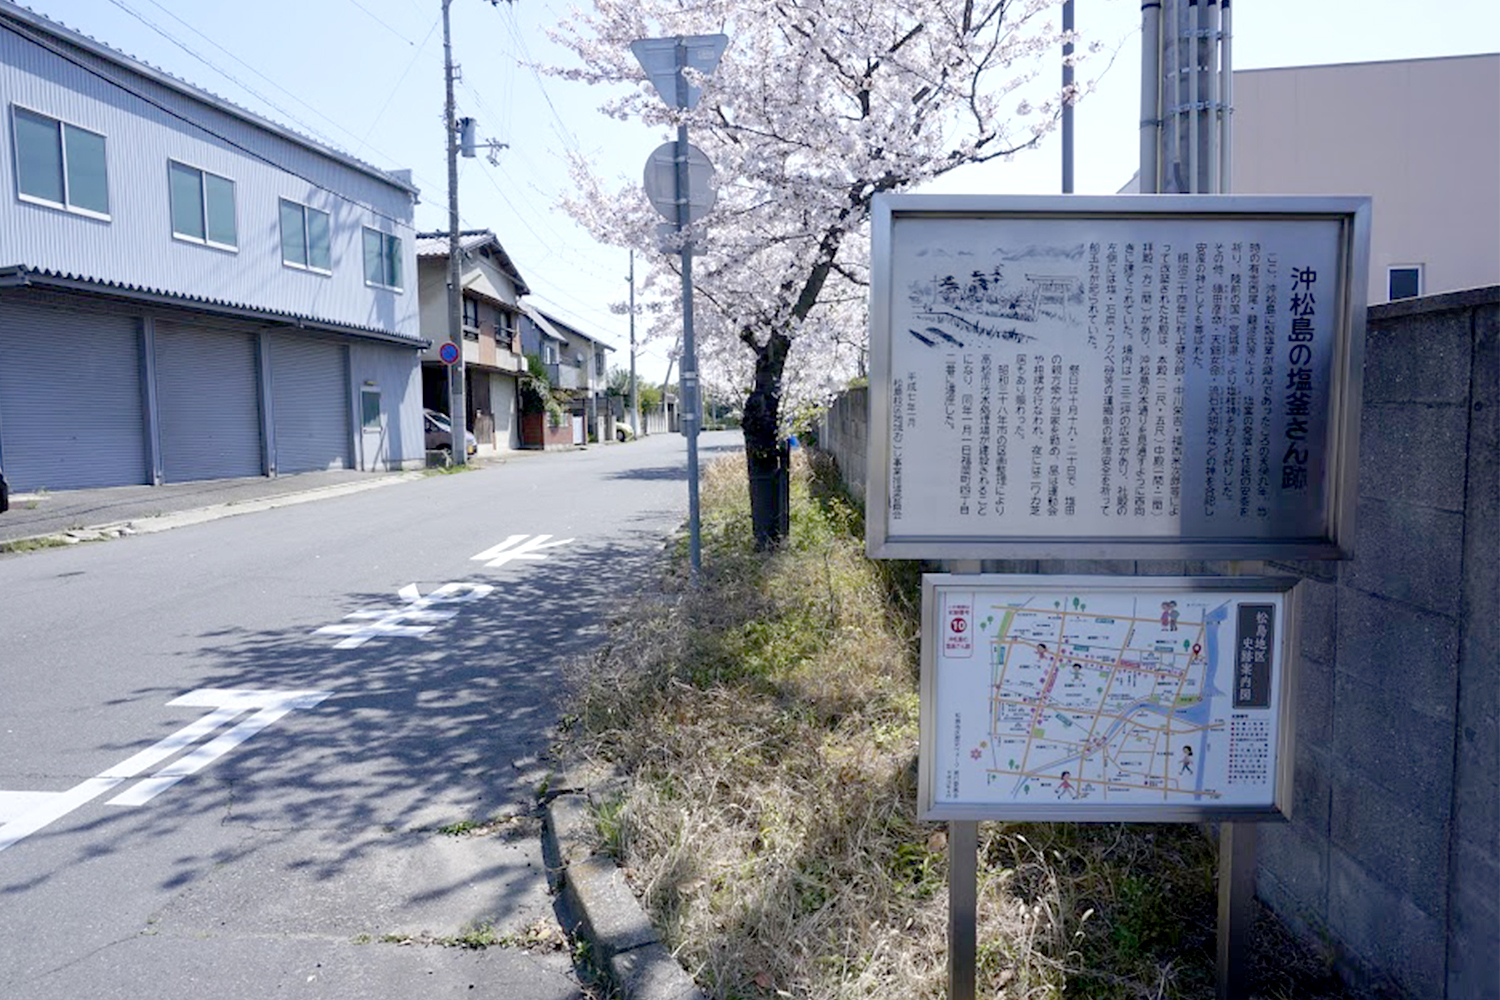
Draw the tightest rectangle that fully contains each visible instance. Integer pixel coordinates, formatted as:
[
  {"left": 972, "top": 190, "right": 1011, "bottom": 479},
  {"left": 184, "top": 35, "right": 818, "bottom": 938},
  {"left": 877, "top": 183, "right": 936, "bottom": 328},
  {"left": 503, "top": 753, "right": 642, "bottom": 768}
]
[
  {"left": 463, "top": 296, "right": 479, "bottom": 328},
  {"left": 280, "top": 198, "right": 331, "bottom": 273},
  {"left": 498, "top": 309, "right": 517, "bottom": 347},
  {"left": 169, "top": 161, "right": 236, "bottom": 249},
  {"left": 1388, "top": 265, "right": 1423, "bottom": 301},
  {"left": 12, "top": 106, "right": 109, "bottom": 218},
  {"left": 362, "top": 228, "right": 402, "bottom": 290}
]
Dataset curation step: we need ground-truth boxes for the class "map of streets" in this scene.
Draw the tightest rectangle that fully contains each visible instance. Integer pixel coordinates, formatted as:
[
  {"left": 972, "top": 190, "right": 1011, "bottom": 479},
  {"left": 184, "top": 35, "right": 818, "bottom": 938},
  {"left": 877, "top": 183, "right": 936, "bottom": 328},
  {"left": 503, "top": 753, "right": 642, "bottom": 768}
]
[{"left": 923, "top": 581, "right": 1290, "bottom": 820}]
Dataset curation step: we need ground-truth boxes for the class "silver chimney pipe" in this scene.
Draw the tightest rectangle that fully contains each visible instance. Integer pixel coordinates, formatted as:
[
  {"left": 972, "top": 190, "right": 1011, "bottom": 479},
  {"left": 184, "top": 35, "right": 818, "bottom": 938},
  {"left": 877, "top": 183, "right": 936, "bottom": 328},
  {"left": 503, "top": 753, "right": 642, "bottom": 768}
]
[
  {"left": 1187, "top": 0, "right": 1200, "bottom": 192},
  {"left": 1140, "top": 0, "right": 1162, "bottom": 192},
  {"left": 1220, "top": 0, "right": 1234, "bottom": 191},
  {"left": 1206, "top": 0, "right": 1221, "bottom": 192}
]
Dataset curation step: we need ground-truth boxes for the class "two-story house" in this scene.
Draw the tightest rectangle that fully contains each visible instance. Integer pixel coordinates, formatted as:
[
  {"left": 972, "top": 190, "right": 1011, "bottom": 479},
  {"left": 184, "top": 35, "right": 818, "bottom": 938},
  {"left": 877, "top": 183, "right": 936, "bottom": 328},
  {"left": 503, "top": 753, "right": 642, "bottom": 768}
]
[
  {"left": 415, "top": 230, "right": 528, "bottom": 452},
  {"left": 0, "top": 1, "right": 425, "bottom": 493},
  {"left": 519, "top": 306, "right": 615, "bottom": 445}
]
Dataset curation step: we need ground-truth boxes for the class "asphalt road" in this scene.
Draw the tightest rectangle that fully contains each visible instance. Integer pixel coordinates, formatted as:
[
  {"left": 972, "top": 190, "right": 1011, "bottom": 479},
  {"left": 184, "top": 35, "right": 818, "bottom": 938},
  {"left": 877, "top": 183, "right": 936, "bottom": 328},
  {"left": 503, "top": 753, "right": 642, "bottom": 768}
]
[{"left": 0, "top": 430, "right": 741, "bottom": 999}]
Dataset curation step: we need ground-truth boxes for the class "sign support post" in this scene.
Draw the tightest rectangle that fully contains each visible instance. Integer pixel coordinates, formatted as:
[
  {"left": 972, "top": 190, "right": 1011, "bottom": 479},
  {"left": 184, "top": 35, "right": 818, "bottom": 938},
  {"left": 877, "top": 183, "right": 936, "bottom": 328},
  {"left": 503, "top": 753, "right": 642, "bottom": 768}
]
[
  {"left": 631, "top": 32, "right": 728, "bottom": 581},
  {"left": 944, "top": 557, "right": 981, "bottom": 1000},
  {"left": 1218, "top": 821, "right": 1258, "bottom": 998},
  {"left": 949, "top": 819, "right": 978, "bottom": 1000},
  {"left": 673, "top": 40, "right": 703, "bottom": 579}
]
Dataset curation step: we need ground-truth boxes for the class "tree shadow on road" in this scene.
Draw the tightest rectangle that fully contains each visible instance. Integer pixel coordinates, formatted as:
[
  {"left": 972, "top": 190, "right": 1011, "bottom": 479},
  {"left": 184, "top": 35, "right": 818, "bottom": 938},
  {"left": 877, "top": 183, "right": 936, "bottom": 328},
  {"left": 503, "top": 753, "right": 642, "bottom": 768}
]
[{"left": 0, "top": 528, "right": 674, "bottom": 962}]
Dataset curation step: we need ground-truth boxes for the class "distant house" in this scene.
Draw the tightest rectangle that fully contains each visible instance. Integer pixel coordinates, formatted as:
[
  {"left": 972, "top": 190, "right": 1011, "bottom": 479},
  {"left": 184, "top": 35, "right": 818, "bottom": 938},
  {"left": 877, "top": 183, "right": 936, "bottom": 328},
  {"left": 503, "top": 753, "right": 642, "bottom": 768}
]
[
  {"left": 519, "top": 306, "right": 615, "bottom": 445},
  {"left": 415, "top": 230, "right": 529, "bottom": 452},
  {"left": 1124, "top": 53, "right": 1500, "bottom": 304},
  {"left": 0, "top": 1, "right": 426, "bottom": 492}
]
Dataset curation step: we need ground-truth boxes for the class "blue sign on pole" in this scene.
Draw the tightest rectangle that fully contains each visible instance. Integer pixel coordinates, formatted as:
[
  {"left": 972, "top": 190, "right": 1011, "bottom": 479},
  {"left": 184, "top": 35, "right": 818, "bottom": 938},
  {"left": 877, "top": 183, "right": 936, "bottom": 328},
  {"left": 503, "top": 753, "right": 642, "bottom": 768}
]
[{"left": 439, "top": 342, "right": 460, "bottom": 365}]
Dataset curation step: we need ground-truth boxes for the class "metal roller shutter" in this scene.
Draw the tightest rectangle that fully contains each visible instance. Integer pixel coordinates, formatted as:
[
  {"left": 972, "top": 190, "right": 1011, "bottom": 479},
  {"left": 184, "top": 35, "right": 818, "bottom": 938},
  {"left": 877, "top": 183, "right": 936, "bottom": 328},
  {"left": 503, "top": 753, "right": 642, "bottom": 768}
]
[
  {"left": 269, "top": 334, "right": 349, "bottom": 473},
  {"left": 0, "top": 302, "right": 147, "bottom": 491},
  {"left": 155, "top": 320, "right": 262, "bottom": 482}
]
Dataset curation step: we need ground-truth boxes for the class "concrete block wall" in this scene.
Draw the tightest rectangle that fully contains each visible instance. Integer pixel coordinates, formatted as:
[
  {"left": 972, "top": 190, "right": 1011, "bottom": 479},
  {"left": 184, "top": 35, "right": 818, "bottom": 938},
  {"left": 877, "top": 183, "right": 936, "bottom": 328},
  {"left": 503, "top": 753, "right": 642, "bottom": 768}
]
[
  {"left": 814, "top": 288, "right": 1498, "bottom": 999},
  {"left": 1256, "top": 287, "right": 1497, "bottom": 1000},
  {"left": 815, "top": 385, "right": 868, "bottom": 500}
]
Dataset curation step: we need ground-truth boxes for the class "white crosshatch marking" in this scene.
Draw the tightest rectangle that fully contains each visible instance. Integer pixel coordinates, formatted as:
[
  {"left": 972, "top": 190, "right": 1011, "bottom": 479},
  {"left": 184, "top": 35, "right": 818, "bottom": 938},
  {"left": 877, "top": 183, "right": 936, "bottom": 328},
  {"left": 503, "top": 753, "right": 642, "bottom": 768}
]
[
  {"left": 313, "top": 582, "right": 494, "bottom": 648},
  {"left": 0, "top": 689, "right": 330, "bottom": 854},
  {"left": 470, "top": 534, "right": 574, "bottom": 568}
]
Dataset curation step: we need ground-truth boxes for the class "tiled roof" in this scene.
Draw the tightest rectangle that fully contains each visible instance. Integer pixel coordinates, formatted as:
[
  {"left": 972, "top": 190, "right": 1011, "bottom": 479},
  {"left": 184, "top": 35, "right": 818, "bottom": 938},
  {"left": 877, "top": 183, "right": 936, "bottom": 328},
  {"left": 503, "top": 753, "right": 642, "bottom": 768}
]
[{"left": 415, "top": 229, "right": 530, "bottom": 296}]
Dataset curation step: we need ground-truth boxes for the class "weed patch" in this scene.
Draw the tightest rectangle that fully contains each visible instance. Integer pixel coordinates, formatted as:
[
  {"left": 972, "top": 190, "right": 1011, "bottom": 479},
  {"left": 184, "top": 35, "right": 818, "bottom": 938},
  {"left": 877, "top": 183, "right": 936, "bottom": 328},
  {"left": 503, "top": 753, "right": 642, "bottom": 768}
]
[
  {"left": 1, "top": 536, "right": 74, "bottom": 554},
  {"left": 421, "top": 461, "right": 479, "bottom": 477},
  {"left": 564, "top": 451, "right": 1357, "bottom": 1000}
]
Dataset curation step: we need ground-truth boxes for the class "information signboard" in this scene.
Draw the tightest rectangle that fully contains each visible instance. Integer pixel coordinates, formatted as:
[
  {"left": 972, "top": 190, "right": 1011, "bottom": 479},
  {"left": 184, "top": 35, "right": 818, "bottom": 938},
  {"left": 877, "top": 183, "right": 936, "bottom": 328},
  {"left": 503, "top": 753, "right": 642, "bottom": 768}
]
[
  {"left": 918, "top": 575, "right": 1298, "bottom": 823},
  {"left": 868, "top": 195, "right": 1371, "bottom": 561}
]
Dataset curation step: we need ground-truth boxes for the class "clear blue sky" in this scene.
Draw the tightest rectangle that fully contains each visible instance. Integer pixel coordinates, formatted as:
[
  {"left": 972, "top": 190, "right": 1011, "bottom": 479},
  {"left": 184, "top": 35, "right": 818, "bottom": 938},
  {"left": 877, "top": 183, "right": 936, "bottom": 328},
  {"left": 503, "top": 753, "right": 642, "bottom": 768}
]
[{"left": 16, "top": 0, "right": 1500, "bottom": 383}]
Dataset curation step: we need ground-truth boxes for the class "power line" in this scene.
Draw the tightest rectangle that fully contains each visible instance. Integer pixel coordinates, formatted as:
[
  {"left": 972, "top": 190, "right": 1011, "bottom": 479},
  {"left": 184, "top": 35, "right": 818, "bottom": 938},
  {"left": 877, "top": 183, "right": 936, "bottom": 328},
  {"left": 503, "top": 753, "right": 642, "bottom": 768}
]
[
  {"left": 0, "top": 15, "right": 412, "bottom": 227},
  {"left": 500, "top": 4, "right": 582, "bottom": 156},
  {"left": 136, "top": 0, "right": 429, "bottom": 164},
  {"left": 105, "top": 0, "right": 353, "bottom": 153},
  {"left": 358, "top": 13, "right": 443, "bottom": 147},
  {"left": 343, "top": 0, "right": 417, "bottom": 45},
  {"left": 111, "top": 0, "right": 453, "bottom": 222}
]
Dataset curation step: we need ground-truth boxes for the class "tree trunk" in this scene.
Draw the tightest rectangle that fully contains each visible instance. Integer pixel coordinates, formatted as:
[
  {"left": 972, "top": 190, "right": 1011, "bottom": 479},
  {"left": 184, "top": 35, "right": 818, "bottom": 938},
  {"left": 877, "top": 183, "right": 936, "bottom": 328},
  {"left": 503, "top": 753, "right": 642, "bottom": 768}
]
[{"left": 743, "top": 329, "right": 791, "bottom": 549}]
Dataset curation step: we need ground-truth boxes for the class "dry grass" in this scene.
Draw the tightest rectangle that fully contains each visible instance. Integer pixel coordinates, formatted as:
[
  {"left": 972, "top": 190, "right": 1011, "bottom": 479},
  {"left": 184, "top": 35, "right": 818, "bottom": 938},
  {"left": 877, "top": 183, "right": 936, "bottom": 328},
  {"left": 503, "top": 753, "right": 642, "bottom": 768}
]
[{"left": 562, "top": 451, "right": 1358, "bottom": 1000}]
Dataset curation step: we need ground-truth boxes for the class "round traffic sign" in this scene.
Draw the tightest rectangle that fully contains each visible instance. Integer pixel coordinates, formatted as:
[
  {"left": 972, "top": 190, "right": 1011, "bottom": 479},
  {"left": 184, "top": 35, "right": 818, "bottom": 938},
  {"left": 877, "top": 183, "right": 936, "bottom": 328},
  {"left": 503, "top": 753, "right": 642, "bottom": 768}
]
[
  {"left": 439, "top": 342, "right": 460, "bottom": 365},
  {"left": 643, "top": 141, "right": 716, "bottom": 224}
]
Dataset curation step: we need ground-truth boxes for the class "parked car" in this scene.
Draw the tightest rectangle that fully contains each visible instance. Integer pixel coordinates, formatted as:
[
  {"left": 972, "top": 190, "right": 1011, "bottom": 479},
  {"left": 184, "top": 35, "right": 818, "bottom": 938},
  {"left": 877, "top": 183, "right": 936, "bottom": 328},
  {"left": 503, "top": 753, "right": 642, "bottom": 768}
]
[{"left": 423, "top": 409, "right": 477, "bottom": 455}]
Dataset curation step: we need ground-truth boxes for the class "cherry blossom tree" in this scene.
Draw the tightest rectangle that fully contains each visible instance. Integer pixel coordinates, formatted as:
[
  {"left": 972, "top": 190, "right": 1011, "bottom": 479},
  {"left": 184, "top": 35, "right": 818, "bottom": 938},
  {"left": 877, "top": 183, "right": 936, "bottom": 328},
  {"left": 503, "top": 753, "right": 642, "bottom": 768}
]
[{"left": 549, "top": 0, "right": 1090, "bottom": 543}]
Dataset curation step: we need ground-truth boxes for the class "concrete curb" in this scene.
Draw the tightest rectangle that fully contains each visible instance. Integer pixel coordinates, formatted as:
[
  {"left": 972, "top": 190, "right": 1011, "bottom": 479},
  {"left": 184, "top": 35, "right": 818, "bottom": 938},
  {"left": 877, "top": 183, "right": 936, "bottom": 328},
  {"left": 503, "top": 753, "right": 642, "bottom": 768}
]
[{"left": 543, "top": 775, "right": 706, "bottom": 1000}]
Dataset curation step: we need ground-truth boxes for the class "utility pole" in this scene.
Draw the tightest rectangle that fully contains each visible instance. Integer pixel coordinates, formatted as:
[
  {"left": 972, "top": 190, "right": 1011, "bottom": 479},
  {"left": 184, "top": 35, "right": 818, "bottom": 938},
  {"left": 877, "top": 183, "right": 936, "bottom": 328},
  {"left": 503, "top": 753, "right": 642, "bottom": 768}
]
[
  {"left": 440, "top": 0, "right": 506, "bottom": 465},
  {"left": 628, "top": 250, "right": 639, "bottom": 437},
  {"left": 442, "top": 0, "right": 466, "bottom": 465}
]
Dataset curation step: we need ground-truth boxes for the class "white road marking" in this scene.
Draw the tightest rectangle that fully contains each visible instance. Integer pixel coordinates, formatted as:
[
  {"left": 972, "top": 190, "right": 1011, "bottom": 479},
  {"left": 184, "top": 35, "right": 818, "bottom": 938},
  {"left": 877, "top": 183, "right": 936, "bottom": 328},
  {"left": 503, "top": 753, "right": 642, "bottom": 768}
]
[
  {"left": 0, "top": 689, "right": 330, "bottom": 854},
  {"left": 0, "top": 778, "right": 128, "bottom": 854},
  {"left": 313, "top": 582, "right": 495, "bottom": 649},
  {"left": 470, "top": 534, "right": 574, "bottom": 568},
  {"left": 0, "top": 791, "right": 62, "bottom": 823}
]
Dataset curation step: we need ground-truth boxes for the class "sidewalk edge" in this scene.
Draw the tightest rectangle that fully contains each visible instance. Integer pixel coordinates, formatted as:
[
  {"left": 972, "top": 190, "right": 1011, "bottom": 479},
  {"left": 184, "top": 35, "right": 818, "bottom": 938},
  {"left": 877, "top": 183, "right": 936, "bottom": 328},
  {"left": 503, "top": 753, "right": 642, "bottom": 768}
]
[{"left": 543, "top": 781, "right": 706, "bottom": 1000}]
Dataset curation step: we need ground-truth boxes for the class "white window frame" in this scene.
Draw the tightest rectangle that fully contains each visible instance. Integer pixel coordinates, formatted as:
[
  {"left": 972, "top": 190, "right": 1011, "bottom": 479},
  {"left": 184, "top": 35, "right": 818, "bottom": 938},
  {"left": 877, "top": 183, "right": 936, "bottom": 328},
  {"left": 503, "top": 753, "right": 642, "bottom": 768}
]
[
  {"left": 1387, "top": 264, "right": 1424, "bottom": 301},
  {"left": 280, "top": 198, "right": 332, "bottom": 275},
  {"left": 168, "top": 159, "right": 237, "bottom": 252},
  {"left": 362, "top": 227, "right": 403, "bottom": 292},
  {"left": 11, "top": 104, "right": 110, "bottom": 221}
]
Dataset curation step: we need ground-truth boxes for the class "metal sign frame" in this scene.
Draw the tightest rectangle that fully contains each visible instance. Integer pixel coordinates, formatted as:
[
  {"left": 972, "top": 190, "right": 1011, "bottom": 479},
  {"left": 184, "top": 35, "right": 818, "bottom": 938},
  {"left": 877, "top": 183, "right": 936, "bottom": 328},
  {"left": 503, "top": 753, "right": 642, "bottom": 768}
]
[
  {"left": 918, "top": 573, "right": 1300, "bottom": 824},
  {"left": 867, "top": 194, "right": 1371, "bottom": 561}
]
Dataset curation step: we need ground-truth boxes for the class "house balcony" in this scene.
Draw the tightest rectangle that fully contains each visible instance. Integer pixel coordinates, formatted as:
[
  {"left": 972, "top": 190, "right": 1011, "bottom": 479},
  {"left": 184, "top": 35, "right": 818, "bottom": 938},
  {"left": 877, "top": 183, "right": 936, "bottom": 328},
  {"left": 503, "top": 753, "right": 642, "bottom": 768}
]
[{"left": 546, "top": 363, "right": 582, "bottom": 390}]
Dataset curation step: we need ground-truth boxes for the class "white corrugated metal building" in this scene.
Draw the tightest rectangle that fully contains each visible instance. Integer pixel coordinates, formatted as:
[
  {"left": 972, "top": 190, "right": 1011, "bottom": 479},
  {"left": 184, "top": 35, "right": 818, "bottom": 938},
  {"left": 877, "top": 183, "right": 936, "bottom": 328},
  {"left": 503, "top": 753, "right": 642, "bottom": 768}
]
[{"left": 0, "top": 1, "right": 426, "bottom": 492}]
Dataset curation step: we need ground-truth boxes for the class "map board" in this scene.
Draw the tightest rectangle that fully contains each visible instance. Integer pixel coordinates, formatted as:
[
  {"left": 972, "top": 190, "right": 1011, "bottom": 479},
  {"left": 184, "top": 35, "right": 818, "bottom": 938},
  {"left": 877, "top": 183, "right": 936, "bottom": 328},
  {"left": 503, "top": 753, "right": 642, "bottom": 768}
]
[
  {"left": 867, "top": 195, "right": 1371, "bottom": 561},
  {"left": 918, "top": 575, "right": 1298, "bottom": 822}
]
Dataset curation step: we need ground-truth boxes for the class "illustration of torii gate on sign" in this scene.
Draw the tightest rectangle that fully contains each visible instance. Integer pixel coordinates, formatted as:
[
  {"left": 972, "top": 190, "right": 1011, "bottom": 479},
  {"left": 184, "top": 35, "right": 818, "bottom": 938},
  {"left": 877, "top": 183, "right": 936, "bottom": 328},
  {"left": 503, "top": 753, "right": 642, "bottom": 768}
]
[{"left": 1024, "top": 273, "right": 1081, "bottom": 323}]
